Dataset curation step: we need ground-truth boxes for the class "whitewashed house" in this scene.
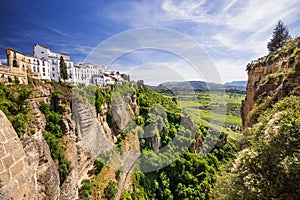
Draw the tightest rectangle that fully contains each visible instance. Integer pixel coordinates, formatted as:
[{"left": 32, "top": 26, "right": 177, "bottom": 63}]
[
  {"left": 74, "top": 63, "right": 106, "bottom": 85},
  {"left": 5, "top": 44, "right": 127, "bottom": 86},
  {"left": 30, "top": 57, "right": 51, "bottom": 80},
  {"left": 34, "top": 44, "right": 75, "bottom": 82}
]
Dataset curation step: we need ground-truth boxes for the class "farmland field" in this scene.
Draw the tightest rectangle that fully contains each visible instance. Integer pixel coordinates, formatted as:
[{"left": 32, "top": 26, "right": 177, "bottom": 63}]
[{"left": 155, "top": 88, "right": 245, "bottom": 140}]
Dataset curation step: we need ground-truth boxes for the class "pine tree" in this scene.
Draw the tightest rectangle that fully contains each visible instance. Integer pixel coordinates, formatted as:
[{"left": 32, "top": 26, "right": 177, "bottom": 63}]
[
  {"left": 267, "top": 20, "right": 291, "bottom": 52},
  {"left": 59, "top": 56, "right": 68, "bottom": 81}
]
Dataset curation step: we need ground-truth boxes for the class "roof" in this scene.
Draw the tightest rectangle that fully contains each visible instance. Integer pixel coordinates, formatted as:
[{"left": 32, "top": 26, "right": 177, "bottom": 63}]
[
  {"left": 6, "top": 48, "right": 33, "bottom": 58},
  {"left": 35, "top": 44, "right": 70, "bottom": 56},
  {"left": 35, "top": 44, "right": 50, "bottom": 50}
]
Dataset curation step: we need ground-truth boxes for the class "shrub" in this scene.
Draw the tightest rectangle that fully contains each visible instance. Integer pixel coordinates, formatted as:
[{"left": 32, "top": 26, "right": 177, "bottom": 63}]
[
  {"left": 79, "top": 179, "right": 93, "bottom": 200},
  {"left": 94, "top": 158, "right": 105, "bottom": 175},
  {"left": 104, "top": 180, "right": 118, "bottom": 200}
]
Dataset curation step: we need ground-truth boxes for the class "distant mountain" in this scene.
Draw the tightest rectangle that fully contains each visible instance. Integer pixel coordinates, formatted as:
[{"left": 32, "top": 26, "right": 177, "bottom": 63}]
[
  {"left": 224, "top": 81, "right": 247, "bottom": 90},
  {"left": 148, "top": 80, "right": 247, "bottom": 91}
]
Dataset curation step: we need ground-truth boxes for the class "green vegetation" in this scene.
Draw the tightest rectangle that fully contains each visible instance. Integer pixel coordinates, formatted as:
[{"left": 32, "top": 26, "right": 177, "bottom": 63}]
[
  {"left": 104, "top": 180, "right": 118, "bottom": 200},
  {"left": 59, "top": 56, "right": 68, "bottom": 81},
  {"left": 94, "top": 158, "right": 105, "bottom": 175},
  {"left": 137, "top": 80, "right": 144, "bottom": 88},
  {"left": 40, "top": 101, "right": 72, "bottom": 185},
  {"left": 214, "top": 95, "right": 300, "bottom": 199},
  {"left": 247, "top": 37, "right": 300, "bottom": 71},
  {"left": 213, "top": 36, "right": 300, "bottom": 199},
  {"left": 267, "top": 20, "right": 291, "bottom": 52},
  {"left": 129, "top": 87, "right": 237, "bottom": 199},
  {"left": 79, "top": 179, "right": 93, "bottom": 200},
  {"left": 73, "top": 85, "right": 111, "bottom": 113},
  {"left": 155, "top": 88, "right": 244, "bottom": 137},
  {"left": 0, "top": 82, "right": 33, "bottom": 137}
]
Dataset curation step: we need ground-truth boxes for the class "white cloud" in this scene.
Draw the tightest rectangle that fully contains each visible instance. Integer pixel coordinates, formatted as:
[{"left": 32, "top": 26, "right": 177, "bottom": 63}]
[
  {"left": 99, "top": 0, "right": 300, "bottom": 82},
  {"left": 213, "top": 59, "right": 248, "bottom": 83},
  {"left": 0, "top": 58, "right": 7, "bottom": 65}
]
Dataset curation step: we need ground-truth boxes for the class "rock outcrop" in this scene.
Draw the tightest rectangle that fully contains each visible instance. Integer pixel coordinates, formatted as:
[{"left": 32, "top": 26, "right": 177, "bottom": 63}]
[
  {"left": 0, "top": 110, "right": 60, "bottom": 200},
  {"left": 242, "top": 42, "right": 300, "bottom": 128},
  {"left": 0, "top": 81, "right": 157, "bottom": 199}
]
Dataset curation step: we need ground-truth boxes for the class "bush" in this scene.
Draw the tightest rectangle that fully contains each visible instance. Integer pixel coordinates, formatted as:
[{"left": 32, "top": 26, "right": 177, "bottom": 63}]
[
  {"left": 104, "top": 180, "right": 118, "bottom": 200},
  {"left": 94, "top": 158, "right": 105, "bottom": 175},
  {"left": 79, "top": 179, "right": 93, "bottom": 200},
  {"left": 40, "top": 101, "right": 71, "bottom": 185},
  {"left": 0, "top": 84, "right": 32, "bottom": 136}
]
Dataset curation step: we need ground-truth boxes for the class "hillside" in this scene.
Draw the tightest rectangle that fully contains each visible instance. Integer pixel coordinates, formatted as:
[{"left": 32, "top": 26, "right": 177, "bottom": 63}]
[
  {"left": 224, "top": 81, "right": 247, "bottom": 90},
  {"left": 0, "top": 79, "right": 238, "bottom": 199},
  {"left": 213, "top": 37, "right": 300, "bottom": 199},
  {"left": 149, "top": 80, "right": 246, "bottom": 91}
]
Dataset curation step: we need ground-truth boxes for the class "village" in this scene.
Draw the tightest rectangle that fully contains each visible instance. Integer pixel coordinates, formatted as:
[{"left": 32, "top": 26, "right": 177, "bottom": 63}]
[{"left": 0, "top": 44, "right": 126, "bottom": 86}]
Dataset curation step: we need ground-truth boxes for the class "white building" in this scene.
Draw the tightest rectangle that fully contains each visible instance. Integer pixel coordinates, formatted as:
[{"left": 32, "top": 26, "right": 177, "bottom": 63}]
[
  {"left": 6, "top": 48, "right": 51, "bottom": 80},
  {"left": 5, "top": 44, "right": 127, "bottom": 86},
  {"left": 34, "top": 44, "right": 74, "bottom": 82},
  {"left": 30, "top": 57, "right": 51, "bottom": 80},
  {"left": 74, "top": 63, "right": 106, "bottom": 85}
]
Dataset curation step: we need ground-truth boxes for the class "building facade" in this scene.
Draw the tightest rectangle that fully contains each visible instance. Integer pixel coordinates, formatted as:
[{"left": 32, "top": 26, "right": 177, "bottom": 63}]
[
  {"left": 34, "top": 44, "right": 74, "bottom": 82},
  {"left": 6, "top": 48, "right": 51, "bottom": 80},
  {"left": 4, "top": 45, "right": 126, "bottom": 86}
]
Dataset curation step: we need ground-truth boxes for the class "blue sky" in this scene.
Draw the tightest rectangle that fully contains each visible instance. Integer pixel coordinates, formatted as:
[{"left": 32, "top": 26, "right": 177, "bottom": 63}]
[{"left": 1, "top": 0, "right": 300, "bottom": 84}]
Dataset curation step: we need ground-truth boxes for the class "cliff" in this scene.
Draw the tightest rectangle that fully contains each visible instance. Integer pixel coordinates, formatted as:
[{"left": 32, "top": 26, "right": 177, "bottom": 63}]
[
  {"left": 0, "top": 110, "right": 60, "bottom": 199},
  {"left": 213, "top": 37, "right": 300, "bottom": 199},
  {"left": 0, "top": 81, "right": 141, "bottom": 199},
  {"left": 242, "top": 38, "right": 300, "bottom": 128}
]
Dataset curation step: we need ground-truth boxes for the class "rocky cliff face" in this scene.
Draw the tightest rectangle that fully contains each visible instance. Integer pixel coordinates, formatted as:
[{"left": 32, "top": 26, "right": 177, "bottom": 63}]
[
  {"left": 242, "top": 41, "right": 300, "bottom": 128},
  {"left": 0, "top": 82, "right": 141, "bottom": 199},
  {"left": 0, "top": 110, "right": 60, "bottom": 199}
]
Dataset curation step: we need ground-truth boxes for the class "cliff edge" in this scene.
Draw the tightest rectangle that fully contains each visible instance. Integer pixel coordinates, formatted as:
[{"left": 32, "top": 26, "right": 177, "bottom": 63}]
[{"left": 242, "top": 37, "right": 300, "bottom": 128}]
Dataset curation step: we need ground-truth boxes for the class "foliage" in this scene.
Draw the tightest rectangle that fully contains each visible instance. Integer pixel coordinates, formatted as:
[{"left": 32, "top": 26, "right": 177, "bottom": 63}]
[
  {"left": 130, "top": 87, "right": 237, "bottom": 199},
  {"left": 59, "top": 56, "right": 68, "bottom": 81},
  {"left": 74, "top": 85, "right": 110, "bottom": 114},
  {"left": 94, "top": 158, "right": 105, "bottom": 175},
  {"left": 267, "top": 20, "right": 291, "bottom": 52},
  {"left": 0, "top": 82, "right": 32, "bottom": 137},
  {"left": 120, "top": 190, "right": 133, "bottom": 200},
  {"left": 137, "top": 80, "right": 144, "bottom": 88},
  {"left": 214, "top": 96, "right": 300, "bottom": 199},
  {"left": 121, "top": 74, "right": 130, "bottom": 81},
  {"left": 40, "top": 101, "right": 72, "bottom": 185},
  {"left": 133, "top": 140, "right": 236, "bottom": 199},
  {"left": 79, "top": 179, "right": 93, "bottom": 200},
  {"left": 95, "top": 87, "right": 104, "bottom": 114},
  {"left": 104, "top": 180, "right": 118, "bottom": 200}
]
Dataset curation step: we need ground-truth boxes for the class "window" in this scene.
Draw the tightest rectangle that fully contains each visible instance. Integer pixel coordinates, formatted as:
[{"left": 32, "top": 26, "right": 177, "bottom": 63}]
[
  {"left": 37, "top": 67, "right": 39, "bottom": 73},
  {"left": 43, "top": 68, "right": 45, "bottom": 72},
  {"left": 41, "top": 51, "right": 44, "bottom": 54},
  {"left": 52, "top": 74, "right": 55, "bottom": 77},
  {"left": 13, "top": 60, "right": 18, "bottom": 67}
]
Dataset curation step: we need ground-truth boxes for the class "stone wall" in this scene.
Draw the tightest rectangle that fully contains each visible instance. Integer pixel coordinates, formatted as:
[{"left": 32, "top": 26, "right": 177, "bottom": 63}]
[
  {"left": 0, "top": 65, "right": 28, "bottom": 84},
  {"left": 0, "top": 110, "right": 34, "bottom": 199},
  {"left": 0, "top": 101, "right": 60, "bottom": 199}
]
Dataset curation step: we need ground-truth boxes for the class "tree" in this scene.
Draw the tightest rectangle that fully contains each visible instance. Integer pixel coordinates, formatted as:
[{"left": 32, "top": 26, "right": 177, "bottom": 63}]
[
  {"left": 267, "top": 20, "right": 291, "bottom": 52},
  {"left": 137, "top": 80, "right": 144, "bottom": 88},
  {"left": 59, "top": 56, "right": 68, "bottom": 81}
]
